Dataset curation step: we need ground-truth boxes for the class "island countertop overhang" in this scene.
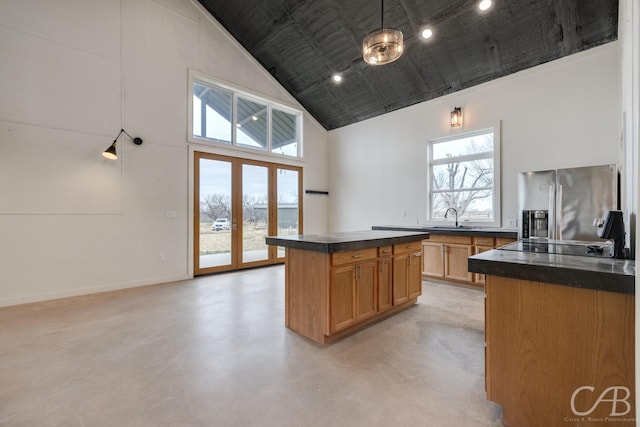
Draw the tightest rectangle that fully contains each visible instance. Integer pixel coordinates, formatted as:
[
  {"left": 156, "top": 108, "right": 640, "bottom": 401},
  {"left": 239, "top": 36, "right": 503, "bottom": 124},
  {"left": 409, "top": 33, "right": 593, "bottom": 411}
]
[
  {"left": 469, "top": 249, "right": 636, "bottom": 295},
  {"left": 265, "top": 230, "right": 429, "bottom": 253}
]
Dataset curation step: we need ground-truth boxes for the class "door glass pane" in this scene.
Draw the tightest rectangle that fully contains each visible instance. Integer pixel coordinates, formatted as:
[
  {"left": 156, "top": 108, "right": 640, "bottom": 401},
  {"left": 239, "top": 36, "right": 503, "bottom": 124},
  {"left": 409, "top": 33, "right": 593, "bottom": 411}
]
[
  {"left": 242, "top": 164, "right": 269, "bottom": 263},
  {"left": 237, "top": 97, "right": 267, "bottom": 149},
  {"left": 276, "top": 168, "right": 299, "bottom": 258},
  {"left": 199, "top": 158, "right": 232, "bottom": 268},
  {"left": 271, "top": 109, "right": 298, "bottom": 156},
  {"left": 193, "top": 82, "right": 232, "bottom": 144}
]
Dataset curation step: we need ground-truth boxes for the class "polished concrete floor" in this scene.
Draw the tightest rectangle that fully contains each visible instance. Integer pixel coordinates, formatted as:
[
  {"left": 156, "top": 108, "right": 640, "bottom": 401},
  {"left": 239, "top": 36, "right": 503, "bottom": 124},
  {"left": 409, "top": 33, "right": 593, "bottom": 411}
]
[{"left": 0, "top": 266, "right": 503, "bottom": 426}]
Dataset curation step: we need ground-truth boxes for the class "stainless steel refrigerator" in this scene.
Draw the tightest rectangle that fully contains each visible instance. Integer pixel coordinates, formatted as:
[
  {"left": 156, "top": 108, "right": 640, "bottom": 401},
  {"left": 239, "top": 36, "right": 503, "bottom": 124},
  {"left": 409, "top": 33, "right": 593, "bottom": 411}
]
[{"left": 517, "top": 164, "right": 618, "bottom": 241}]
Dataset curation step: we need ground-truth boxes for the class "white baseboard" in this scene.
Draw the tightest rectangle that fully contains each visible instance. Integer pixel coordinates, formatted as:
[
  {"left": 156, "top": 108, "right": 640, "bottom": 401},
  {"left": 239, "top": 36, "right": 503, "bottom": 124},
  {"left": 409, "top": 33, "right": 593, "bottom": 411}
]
[{"left": 0, "top": 274, "right": 192, "bottom": 308}]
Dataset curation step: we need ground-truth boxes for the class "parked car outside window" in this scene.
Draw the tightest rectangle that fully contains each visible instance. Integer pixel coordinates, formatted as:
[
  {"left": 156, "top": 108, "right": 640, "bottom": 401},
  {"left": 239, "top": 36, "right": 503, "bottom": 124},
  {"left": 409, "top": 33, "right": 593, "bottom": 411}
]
[{"left": 212, "top": 218, "right": 230, "bottom": 231}]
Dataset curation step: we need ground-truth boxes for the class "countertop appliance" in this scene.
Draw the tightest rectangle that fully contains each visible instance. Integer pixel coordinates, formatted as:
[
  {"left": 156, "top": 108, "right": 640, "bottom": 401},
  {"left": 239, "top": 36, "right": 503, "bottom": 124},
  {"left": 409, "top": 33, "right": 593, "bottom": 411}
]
[
  {"left": 518, "top": 164, "right": 618, "bottom": 241},
  {"left": 595, "top": 210, "right": 626, "bottom": 258}
]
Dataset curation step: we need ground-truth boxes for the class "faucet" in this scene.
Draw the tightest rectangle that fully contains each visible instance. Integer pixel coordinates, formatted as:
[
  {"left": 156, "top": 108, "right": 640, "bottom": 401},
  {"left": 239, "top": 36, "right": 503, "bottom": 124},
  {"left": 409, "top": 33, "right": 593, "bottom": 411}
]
[{"left": 444, "top": 207, "right": 459, "bottom": 228}]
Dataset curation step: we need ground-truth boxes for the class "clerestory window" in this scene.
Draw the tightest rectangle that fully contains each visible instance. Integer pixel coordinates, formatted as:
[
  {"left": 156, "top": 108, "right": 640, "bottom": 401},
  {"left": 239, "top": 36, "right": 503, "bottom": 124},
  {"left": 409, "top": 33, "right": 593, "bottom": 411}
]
[{"left": 189, "top": 72, "right": 302, "bottom": 158}]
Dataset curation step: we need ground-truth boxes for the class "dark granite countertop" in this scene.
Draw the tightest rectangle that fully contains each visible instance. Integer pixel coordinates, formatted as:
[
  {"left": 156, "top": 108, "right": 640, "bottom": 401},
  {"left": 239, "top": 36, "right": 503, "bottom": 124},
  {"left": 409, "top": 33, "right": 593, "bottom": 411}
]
[
  {"left": 266, "top": 230, "right": 429, "bottom": 253},
  {"left": 372, "top": 225, "right": 518, "bottom": 239},
  {"left": 468, "top": 249, "right": 635, "bottom": 295}
]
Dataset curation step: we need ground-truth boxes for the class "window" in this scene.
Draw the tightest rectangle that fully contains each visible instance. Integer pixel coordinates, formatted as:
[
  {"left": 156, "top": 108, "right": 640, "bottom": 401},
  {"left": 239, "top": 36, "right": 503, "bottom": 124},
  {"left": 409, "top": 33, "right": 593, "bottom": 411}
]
[
  {"left": 427, "top": 126, "right": 501, "bottom": 226},
  {"left": 189, "top": 72, "right": 302, "bottom": 158},
  {"left": 193, "top": 82, "right": 232, "bottom": 144}
]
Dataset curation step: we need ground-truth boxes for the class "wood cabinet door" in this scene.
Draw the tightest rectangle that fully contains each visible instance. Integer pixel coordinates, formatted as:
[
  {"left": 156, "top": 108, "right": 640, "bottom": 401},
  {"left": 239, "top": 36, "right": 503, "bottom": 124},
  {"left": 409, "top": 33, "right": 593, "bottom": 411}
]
[
  {"left": 422, "top": 242, "right": 444, "bottom": 278},
  {"left": 330, "top": 266, "right": 356, "bottom": 333},
  {"left": 444, "top": 243, "right": 473, "bottom": 282},
  {"left": 408, "top": 252, "right": 423, "bottom": 298},
  {"left": 355, "top": 260, "right": 377, "bottom": 322},
  {"left": 378, "top": 258, "right": 393, "bottom": 312},
  {"left": 392, "top": 255, "right": 409, "bottom": 305}
]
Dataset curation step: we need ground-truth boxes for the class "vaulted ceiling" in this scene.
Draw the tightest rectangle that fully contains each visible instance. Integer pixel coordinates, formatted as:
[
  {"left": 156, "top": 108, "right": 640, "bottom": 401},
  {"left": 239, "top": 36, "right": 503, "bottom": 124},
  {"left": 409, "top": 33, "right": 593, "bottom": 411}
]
[{"left": 196, "top": 0, "right": 618, "bottom": 130}]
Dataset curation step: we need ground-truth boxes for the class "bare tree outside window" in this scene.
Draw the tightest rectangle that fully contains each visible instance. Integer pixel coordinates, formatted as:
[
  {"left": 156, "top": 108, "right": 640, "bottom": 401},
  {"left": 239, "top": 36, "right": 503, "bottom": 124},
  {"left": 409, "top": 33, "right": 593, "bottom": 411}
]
[
  {"left": 429, "top": 131, "right": 497, "bottom": 222},
  {"left": 201, "top": 194, "right": 231, "bottom": 221}
]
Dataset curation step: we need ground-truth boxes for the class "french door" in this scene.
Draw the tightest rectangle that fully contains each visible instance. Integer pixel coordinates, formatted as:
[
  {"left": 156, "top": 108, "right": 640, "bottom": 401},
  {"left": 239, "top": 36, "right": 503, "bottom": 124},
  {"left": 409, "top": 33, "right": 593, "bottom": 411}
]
[{"left": 194, "top": 152, "right": 302, "bottom": 275}]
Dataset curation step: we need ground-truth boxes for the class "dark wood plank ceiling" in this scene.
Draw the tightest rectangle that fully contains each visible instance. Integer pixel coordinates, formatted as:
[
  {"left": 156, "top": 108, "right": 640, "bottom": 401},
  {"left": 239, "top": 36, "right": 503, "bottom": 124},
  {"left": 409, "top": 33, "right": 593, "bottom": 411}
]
[{"left": 196, "top": 0, "right": 618, "bottom": 130}]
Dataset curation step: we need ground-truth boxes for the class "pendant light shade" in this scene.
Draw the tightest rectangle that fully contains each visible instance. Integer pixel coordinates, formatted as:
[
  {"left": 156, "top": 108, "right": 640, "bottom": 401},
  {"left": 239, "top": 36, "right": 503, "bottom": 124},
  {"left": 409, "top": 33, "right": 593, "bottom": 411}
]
[
  {"left": 363, "top": 0, "right": 404, "bottom": 65},
  {"left": 363, "top": 28, "right": 404, "bottom": 65}
]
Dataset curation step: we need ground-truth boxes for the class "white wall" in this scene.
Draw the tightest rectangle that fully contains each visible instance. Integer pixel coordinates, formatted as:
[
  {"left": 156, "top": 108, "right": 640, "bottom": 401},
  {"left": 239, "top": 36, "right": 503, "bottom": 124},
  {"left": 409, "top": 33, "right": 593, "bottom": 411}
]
[
  {"left": 327, "top": 43, "right": 621, "bottom": 232},
  {"left": 0, "top": 0, "right": 328, "bottom": 307}
]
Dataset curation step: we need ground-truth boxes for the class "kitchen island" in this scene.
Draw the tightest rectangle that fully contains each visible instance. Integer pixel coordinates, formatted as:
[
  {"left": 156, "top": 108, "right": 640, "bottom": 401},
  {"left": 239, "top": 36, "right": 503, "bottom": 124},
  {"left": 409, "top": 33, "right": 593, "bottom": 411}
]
[
  {"left": 266, "top": 230, "right": 429, "bottom": 343},
  {"left": 469, "top": 249, "right": 635, "bottom": 427}
]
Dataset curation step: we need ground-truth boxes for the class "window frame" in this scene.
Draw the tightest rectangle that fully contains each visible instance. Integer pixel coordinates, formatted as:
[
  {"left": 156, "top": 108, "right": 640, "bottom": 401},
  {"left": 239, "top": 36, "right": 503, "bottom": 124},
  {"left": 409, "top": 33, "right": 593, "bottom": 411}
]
[
  {"left": 426, "top": 123, "right": 501, "bottom": 227},
  {"left": 188, "top": 70, "right": 303, "bottom": 159}
]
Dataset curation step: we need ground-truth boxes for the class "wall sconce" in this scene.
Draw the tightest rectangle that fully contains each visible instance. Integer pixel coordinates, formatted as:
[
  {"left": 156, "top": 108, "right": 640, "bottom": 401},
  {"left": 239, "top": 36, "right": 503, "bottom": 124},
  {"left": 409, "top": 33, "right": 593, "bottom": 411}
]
[
  {"left": 102, "top": 129, "right": 143, "bottom": 160},
  {"left": 450, "top": 107, "right": 463, "bottom": 127}
]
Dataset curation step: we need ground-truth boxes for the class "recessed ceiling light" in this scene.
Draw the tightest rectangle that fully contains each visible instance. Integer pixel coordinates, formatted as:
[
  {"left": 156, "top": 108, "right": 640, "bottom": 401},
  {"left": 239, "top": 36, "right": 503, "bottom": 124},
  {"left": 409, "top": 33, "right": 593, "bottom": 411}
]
[
  {"left": 421, "top": 28, "right": 433, "bottom": 39},
  {"left": 478, "top": 0, "right": 492, "bottom": 11},
  {"left": 252, "top": 115, "right": 258, "bottom": 121},
  {"left": 332, "top": 74, "right": 342, "bottom": 83}
]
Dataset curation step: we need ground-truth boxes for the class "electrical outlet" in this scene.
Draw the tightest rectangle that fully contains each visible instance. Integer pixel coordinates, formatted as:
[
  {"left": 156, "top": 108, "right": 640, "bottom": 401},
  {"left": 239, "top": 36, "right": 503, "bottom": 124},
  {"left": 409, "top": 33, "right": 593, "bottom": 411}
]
[
  {"left": 507, "top": 218, "right": 517, "bottom": 228},
  {"left": 164, "top": 210, "right": 177, "bottom": 219},
  {"left": 158, "top": 253, "right": 165, "bottom": 262}
]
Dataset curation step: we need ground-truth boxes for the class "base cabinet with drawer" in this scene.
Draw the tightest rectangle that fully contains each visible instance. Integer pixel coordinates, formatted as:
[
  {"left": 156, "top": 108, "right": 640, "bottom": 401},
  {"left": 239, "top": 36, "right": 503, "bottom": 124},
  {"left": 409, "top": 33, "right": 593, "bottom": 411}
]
[
  {"left": 284, "top": 240, "right": 425, "bottom": 343},
  {"left": 392, "top": 241, "right": 423, "bottom": 304},
  {"left": 423, "top": 235, "right": 516, "bottom": 288}
]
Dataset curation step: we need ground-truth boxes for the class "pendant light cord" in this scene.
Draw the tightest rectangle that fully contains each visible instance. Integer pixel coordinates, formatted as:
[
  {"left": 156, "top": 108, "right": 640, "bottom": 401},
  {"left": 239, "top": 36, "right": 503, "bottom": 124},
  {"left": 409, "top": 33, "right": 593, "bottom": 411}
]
[{"left": 381, "top": 0, "right": 384, "bottom": 28}]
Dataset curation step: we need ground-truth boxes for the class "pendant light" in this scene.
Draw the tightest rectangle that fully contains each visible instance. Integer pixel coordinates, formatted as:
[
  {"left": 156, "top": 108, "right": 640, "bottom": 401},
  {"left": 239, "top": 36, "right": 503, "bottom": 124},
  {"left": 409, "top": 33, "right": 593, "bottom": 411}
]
[{"left": 362, "top": 0, "right": 404, "bottom": 65}]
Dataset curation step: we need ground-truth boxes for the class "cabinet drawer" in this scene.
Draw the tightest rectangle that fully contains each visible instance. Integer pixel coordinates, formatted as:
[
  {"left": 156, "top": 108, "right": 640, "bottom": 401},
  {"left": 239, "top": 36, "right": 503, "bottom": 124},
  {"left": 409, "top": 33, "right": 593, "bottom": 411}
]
[
  {"left": 496, "top": 238, "right": 517, "bottom": 247},
  {"left": 331, "top": 247, "right": 377, "bottom": 266},
  {"left": 393, "top": 242, "right": 423, "bottom": 255},
  {"left": 427, "top": 234, "right": 472, "bottom": 245},
  {"left": 473, "top": 237, "right": 495, "bottom": 246},
  {"left": 378, "top": 246, "right": 393, "bottom": 257}
]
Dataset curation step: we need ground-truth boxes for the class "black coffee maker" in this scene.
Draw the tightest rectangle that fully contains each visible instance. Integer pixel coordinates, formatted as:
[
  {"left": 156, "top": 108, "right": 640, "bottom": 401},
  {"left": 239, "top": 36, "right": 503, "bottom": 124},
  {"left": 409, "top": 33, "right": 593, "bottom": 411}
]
[{"left": 595, "top": 210, "right": 626, "bottom": 259}]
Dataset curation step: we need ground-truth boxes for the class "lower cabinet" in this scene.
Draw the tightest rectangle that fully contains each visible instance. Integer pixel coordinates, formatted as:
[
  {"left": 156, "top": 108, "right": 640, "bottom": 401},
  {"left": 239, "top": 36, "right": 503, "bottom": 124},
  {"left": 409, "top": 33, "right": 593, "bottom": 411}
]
[
  {"left": 392, "top": 255, "right": 409, "bottom": 305},
  {"left": 422, "top": 235, "right": 517, "bottom": 288},
  {"left": 378, "top": 257, "right": 393, "bottom": 313},
  {"left": 393, "top": 242, "right": 423, "bottom": 304},
  {"left": 422, "top": 242, "right": 444, "bottom": 278},
  {"left": 408, "top": 251, "right": 423, "bottom": 298},
  {"left": 444, "top": 243, "right": 473, "bottom": 281},
  {"left": 330, "top": 258, "right": 378, "bottom": 333},
  {"left": 327, "top": 244, "right": 423, "bottom": 337}
]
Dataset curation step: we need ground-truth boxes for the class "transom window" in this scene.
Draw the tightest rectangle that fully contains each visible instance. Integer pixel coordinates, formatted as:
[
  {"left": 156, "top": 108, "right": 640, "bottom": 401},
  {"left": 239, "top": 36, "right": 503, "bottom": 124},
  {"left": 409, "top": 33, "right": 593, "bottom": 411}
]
[
  {"left": 190, "top": 73, "right": 302, "bottom": 158},
  {"left": 427, "top": 126, "right": 501, "bottom": 226}
]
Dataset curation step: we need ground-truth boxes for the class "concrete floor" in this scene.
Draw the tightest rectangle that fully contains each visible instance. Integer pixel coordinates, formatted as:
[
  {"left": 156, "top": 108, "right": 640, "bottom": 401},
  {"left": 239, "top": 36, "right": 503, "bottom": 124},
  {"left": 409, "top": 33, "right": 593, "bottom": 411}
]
[{"left": 0, "top": 266, "right": 503, "bottom": 426}]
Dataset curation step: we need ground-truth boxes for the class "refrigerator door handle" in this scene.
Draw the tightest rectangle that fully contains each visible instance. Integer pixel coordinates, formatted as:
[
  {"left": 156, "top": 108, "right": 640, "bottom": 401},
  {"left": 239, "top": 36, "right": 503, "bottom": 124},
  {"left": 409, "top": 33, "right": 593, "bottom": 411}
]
[
  {"left": 549, "top": 184, "right": 556, "bottom": 240},
  {"left": 556, "top": 184, "right": 563, "bottom": 240}
]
